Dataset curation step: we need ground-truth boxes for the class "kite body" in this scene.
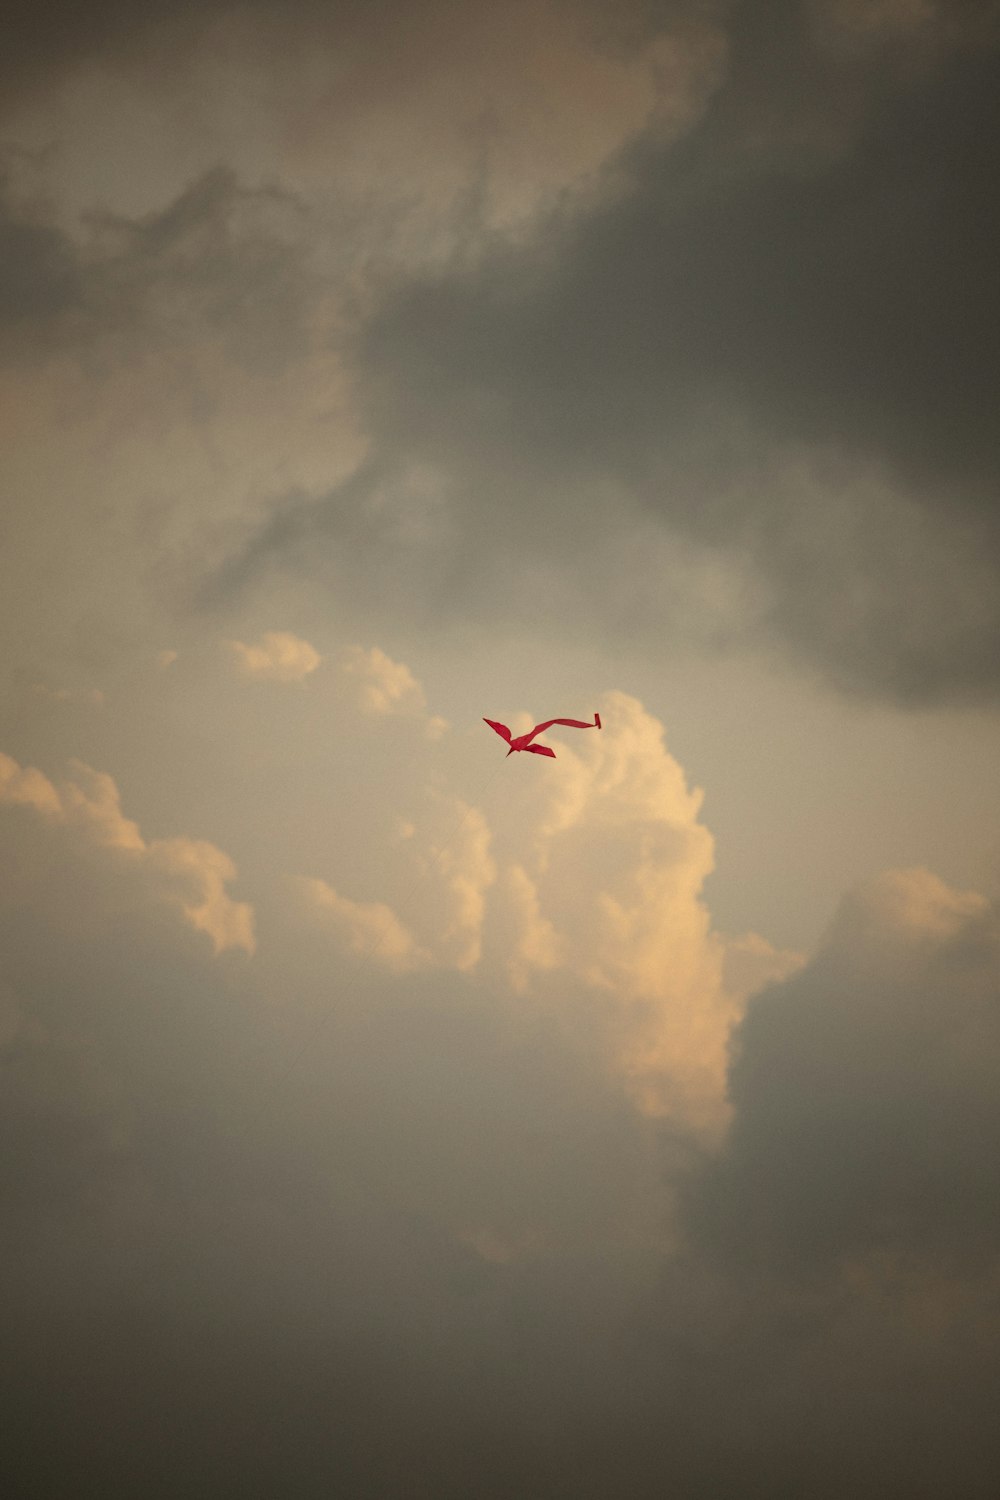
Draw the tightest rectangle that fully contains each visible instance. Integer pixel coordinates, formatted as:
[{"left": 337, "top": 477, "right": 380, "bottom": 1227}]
[{"left": 483, "top": 712, "right": 601, "bottom": 758}]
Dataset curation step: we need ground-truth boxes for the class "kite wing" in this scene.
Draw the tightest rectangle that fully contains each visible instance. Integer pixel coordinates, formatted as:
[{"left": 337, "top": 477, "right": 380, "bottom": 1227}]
[
  {"left": 524, "top": 713, "right": 601, "bottom": 744},
  {"left": 524, "top": 742, "right": 556, "bottom": 757},
  {"left": 483, "top": 718, "right": 512, "bottom": 744}
]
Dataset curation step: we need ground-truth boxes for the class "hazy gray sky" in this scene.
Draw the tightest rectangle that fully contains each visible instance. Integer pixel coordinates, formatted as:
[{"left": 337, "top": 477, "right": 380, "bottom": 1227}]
[{"left": 3, "top": 2, "right": 1000, "bottom": 1495}]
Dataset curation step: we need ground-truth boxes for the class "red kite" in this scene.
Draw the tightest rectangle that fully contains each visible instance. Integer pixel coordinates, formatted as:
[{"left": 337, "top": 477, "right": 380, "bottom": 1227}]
[{"left": 483, "top": 712, "right": 601, "bottom": 758}]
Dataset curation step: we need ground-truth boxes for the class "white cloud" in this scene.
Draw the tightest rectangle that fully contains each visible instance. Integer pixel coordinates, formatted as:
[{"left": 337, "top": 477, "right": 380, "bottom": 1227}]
[{"left": 229, "top": 630, "right": 321, "bottom": 682}]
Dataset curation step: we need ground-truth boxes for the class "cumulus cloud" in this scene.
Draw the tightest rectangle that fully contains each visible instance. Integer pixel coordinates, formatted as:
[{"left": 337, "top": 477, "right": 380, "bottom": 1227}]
[
  {"left": 481, "top": 692, "right": 798, "bottom": 1127},
  {"left": 300, "top": 691, "right": 796, "bottom": 1132},
  {"left": 228, "top": 629, "right": 321, "bottom": 682},
  {"left": 0, "top": 750, "right": 254, "bottom": 954}
]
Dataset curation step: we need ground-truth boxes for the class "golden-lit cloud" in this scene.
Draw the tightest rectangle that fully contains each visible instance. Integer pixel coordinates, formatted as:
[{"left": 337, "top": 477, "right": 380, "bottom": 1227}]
[
  {"left": 0, "top": 751, "right": 254, "bottom": 955},
  {"left": 296, "top": 691, "right": 797, "bottom": 1133},
  {"left": 299, "top": 876, "right": 427, "bottom": 975},
  {"left": 228, "top": 630, "right": 321, "bottom": 682},
  {"left": 484, "top": 691, "right": 799, "bottom": 1128},
  {"left": 420, "top": 795, "right": 496, "bottom": 972},
  {"left": 0, "top": 752, "right": 64, "bottom": 819},
  {"left": 340, "top": 644, "right": 449, "bottom": 738},
  {"left": 340, "top": 644, "right": 423, "bottom": 713},
  {"left": 299, "top": 791, "right": 495, "bottom": 976},
  {"left": 150, "top": 838, "right": 257, "bottom": 958}
]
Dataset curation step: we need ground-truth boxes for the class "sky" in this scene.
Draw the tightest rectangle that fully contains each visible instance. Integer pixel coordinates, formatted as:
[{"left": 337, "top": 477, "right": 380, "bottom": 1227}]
[{"left": 2, "top": 1, "right": 1000, "bottom": 1494}]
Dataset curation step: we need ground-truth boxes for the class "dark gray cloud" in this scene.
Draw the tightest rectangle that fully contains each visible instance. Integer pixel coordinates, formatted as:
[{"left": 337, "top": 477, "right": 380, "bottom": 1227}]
[
  {"left": 0, "top": 166, "right": 317, "bottom": 373},
  {"left": 88, "top": 168, "right": 320, "bottom": 373},
  {"left": 5, "top": 918, "right": 1000, "bottom": 1494},
  {"left": 0, "top": 183, "right": 82, "bottom": 336},
  {"left": 687, "top": 870, "right": 1000, "bottom": 1271},
  {"left": 0, "top": 0, "right": 688, "bottom": 120},
  {"left": 214, "top": 13, "right": 1000, "bottom": 702},
  {"left": 0, "top": 0, "right": 236, "bottom": 112},
  {"left": 9, "top": 0, "right": 997, "bottom": 702}
]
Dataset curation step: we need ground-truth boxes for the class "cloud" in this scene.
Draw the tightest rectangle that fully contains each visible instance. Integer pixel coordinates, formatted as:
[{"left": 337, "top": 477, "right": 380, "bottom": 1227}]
[
  {"left": 32, "top": 682, "right": 105, "bottom": 706},
  {"left": 149, "top": 836, "right": 257, "bottom": 957},
  {"left": 0, "top": 0, "right": 229, "bottom": 114},
  {"left": 7, "top": 4, "right": 999, "bottom": 708},
  {"left": 481, "top": 692, "right": 799, "bottom": 1127},
  {"left": 340, "top": 644, "right": 426, "bottom": 715},
  {"left": 5, "top": 7, "right": 1000, "bottom": 1492},
  {"left": 228, "top": 629, "right": 321, "bottom": 682},
  {"left": 2, "top": 1, "right": 726, "bottom": 243},
  {"left": 0, "top": 184, "right": 82, "bottom": 334},
  {"left": 3, "top": 751, "right": 1000, "bottom": 1496},
  {"left": 0, "top": 750, "right": 254, "bottom": 954},
  {"left": 214, "top": 23, "right": 1000, "bottom": 705},
  {"left": 299, "top": 691, "right": 797, "bottom": 1131},
  {"left": 0, "top": 751, "right": 64, "bottom": 818},
  {"left": 338, "top": 643, "right": 448, "bottom": 738},
  {"left": 686, "top": 865, "right": 1000, "bottom": 1270},
  {"left": 299, "top": 784, "right": 496, "bottom": 975},
  {"left": 300, "top": 875, "right": 428, "bottom": 974}
]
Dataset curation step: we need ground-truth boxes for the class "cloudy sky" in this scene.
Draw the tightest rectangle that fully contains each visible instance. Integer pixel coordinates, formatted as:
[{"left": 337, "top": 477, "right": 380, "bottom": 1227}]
[{"left": 3, "top": 2, "right": 1000, "bottom": 1494}]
